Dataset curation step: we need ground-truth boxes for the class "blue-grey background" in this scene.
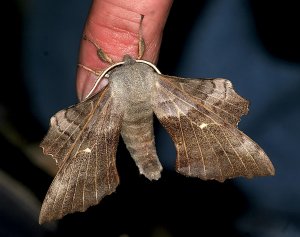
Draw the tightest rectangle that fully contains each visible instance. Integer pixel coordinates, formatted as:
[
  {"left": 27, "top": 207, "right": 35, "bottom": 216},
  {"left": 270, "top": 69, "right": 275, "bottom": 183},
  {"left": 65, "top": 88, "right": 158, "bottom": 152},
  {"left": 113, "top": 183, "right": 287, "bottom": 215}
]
[{"left": 1, "top": 0, "right": 300, "bottom": 236}]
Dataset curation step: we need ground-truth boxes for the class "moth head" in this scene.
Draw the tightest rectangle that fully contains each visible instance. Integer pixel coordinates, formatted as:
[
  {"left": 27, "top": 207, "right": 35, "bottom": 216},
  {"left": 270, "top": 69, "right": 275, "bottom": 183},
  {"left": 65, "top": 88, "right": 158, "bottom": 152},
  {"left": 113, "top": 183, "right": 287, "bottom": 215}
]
[{"left": 122, "top": 55, "right": 136, "bottom": 65}]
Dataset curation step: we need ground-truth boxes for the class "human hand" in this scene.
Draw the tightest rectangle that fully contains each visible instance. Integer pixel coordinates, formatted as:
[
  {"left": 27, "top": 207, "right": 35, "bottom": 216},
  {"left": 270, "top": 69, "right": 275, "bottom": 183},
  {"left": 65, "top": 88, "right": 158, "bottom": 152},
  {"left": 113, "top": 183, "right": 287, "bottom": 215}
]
[{"left": 76, "top": 0, "right": 173, "bottom": 100}]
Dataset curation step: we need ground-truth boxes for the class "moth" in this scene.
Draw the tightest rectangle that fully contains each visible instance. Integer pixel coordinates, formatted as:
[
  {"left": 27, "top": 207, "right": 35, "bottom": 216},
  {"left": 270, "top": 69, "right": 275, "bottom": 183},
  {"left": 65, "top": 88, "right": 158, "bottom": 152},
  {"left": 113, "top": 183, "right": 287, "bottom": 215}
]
[{"left": 39, "top": 17, "right": 274, "bottom": 224}]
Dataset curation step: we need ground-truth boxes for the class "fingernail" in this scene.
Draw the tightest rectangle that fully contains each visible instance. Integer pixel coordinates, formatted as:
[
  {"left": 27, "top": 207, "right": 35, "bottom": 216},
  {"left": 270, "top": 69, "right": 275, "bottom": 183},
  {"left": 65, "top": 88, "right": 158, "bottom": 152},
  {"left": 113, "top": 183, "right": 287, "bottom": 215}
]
[{"left": 77, "top": 67, "right": 108, "bottom": 101}]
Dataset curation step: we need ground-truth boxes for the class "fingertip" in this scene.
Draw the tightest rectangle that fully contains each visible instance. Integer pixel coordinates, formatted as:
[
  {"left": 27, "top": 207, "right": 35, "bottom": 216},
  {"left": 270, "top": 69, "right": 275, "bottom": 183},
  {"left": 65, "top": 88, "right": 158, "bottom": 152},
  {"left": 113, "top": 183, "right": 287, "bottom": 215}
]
[{"left": 76, "top": 0, "right": 173, "bottom": 99}]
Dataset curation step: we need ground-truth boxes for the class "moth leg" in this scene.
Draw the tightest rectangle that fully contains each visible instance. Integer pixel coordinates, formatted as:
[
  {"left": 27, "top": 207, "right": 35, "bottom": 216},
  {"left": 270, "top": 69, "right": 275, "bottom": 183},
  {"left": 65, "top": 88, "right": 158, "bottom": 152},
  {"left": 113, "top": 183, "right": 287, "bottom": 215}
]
[
  {"left": 137, "top": 15, "right": 145, "bottom": 60},
  {"left": 83, "top": 35, "right": 114, "bottom": 64},
  {"left": 77, "top": 64, "right": 102, "bottom": 76},
  {"left": 77, "top": 63, "right": 107, "bottom": 100}
]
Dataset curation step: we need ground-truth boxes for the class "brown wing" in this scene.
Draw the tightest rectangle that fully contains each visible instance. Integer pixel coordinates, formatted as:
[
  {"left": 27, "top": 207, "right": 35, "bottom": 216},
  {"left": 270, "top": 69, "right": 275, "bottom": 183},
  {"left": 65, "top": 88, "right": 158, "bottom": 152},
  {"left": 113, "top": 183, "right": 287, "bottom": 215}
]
[
  {"left": 152, "top": 75, "right": 275, "bottom": 182},
  {"left": 39, "top": 86, "right": 122, "bottom": 224}
]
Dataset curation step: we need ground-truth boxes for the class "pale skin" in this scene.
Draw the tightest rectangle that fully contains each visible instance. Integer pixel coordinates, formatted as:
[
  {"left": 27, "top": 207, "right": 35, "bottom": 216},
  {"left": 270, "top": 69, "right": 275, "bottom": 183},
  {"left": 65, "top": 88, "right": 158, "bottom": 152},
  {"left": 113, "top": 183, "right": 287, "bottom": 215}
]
[{"left": 76, "top": 0, "right": 173, "bottom": 101}]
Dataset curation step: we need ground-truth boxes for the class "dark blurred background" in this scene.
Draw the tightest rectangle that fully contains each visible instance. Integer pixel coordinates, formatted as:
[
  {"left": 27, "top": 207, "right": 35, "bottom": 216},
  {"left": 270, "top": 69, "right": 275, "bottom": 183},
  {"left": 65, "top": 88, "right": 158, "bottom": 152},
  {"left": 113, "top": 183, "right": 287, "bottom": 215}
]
[{"left": 1, "top": 0, "right": 300, "bottom": 236}]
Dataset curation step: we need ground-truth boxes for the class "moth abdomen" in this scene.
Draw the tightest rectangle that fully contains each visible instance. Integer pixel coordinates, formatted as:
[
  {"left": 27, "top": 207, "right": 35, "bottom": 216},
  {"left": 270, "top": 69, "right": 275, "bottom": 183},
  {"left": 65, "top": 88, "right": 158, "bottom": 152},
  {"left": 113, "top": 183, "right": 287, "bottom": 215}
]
[{"left": 121, "top": 107, "right": 162, "bottom": 180}]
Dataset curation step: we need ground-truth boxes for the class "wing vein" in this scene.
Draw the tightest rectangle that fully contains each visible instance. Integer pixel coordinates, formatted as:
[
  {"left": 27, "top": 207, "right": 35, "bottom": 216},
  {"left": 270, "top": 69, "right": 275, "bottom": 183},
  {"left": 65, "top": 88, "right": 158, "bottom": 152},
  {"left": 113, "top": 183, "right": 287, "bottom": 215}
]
[
  {"left": 218, "top": 125, "right": 248, "bottom": 173},
  {"left": 82, "top": 143, "right": 92, "bottom": 210},
  {"left": 71, "top": 157, "right": 84, "bottom": 212},
  {"left": 227, "top": 129, "right": 261, "bottom": 172},
  {"left": 192, "top": 123, "right": 206, "bottom": 178},
  {"left": 95, "top": 140, "right": 98, "bottom": 202},
  {"left": 59, "top": 160, "right": 75, "bottom": 217},
  {"left": 47, "top": 111, "right": 82, "bottom": 151},
  {"left": 159, "top": 78, "right": 246, "bottom": 125},
  {"left": 183, "top": 83, "right": 242, "bottom": 120},
  {"left": 178, "top": 111, "right": 191, "bottom": 175},
  {"left": 58, "top": 87, "right": 110, "bottom": 172},
  {"left": 183, "top": 82, "right": 239, "bottom": 107},
  {"left": 202, "top": 126, "right": 223, "bottom": 180},
  {"left": 50, "top": 171, "right": 64, "bottom": 213},
  {"left": 157, "top": 83, "right": 220, "bottom": 126},
  {"left": 207, "top": 125, "right": 235, "bottom": 175}
]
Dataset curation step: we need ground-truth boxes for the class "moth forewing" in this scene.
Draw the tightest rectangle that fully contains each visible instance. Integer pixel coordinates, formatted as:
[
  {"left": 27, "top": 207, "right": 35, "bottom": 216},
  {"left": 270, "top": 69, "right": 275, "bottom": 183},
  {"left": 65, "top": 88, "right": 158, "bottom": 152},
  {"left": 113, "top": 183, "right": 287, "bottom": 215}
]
[
  {"left": 39, "top": 86, "right": 121, "bottom": 224},
  {"left": 152, "top": 75, "right": 274, "bottom": 181}
]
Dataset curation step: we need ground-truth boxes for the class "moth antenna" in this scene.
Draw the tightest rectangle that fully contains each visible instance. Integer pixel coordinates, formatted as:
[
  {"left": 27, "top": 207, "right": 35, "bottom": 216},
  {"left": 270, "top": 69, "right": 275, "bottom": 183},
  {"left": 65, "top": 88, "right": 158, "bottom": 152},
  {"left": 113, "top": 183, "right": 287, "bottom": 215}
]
[
  {"left": 83, "top": 35, "right": 114, "bottom": 64},
  {"left": 137, "top": 14, "right": 145, "bottom": 60}
]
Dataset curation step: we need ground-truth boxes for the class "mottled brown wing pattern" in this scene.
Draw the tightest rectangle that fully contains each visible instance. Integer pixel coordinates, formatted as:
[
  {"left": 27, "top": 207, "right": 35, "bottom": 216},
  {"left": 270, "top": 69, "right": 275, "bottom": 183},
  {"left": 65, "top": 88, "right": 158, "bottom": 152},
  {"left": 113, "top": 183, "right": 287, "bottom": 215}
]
[
  {"left": 158, "top": 75, "right": 250, "bottom": 125},
  {"left": 39, "top": 87, "right": 122, "bottom": 224},
  {"left": 153, "top": 75, "right": 275, "bottom": 182}
]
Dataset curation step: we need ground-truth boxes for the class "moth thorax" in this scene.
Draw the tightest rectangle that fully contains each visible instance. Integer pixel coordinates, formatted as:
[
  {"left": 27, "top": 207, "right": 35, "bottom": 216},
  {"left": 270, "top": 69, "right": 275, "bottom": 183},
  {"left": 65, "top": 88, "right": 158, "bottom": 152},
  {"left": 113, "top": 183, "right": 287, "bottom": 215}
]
[{"left": 111, "top": 63, "right": 155, "bottom": 104}]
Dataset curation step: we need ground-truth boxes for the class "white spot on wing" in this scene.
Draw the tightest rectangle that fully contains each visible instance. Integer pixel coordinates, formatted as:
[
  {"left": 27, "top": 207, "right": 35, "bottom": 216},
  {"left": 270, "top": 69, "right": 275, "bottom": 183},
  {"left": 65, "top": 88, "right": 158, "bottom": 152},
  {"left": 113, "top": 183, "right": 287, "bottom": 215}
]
[
  {"left": 83, "top": 148, "right": 92, "bottom": 153},
  {"left": 200, "top": 123, "right": 208, "bottom": 129}
]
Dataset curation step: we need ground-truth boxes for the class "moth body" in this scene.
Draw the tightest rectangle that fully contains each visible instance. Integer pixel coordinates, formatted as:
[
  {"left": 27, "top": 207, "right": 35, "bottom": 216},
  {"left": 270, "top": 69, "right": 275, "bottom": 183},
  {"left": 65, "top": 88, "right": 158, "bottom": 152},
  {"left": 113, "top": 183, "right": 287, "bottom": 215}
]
[
  {"left": 39, "top": 56, "right": 275, "bottom": 224},
  {"left": 110, "top": 56, "right": 162, "bottom": 180}
]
